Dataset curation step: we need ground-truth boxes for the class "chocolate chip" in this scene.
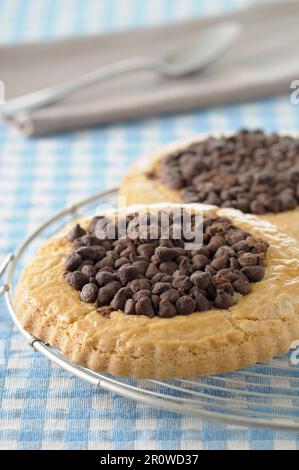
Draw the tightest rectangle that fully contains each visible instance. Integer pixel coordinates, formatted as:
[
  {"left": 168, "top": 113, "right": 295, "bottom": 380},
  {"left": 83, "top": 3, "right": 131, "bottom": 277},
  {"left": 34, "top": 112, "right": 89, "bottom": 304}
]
[
  {"left": 176, "top": 296, "right": 196, "bottom": 315},
  {"left": 124, "top": 298, "right": 135, "bottom": 315},
  {"left": 67, "top": 224, "right": 86, "bottom": 242},
  {"left": 217, "top": 268, "right": 238, "bottom": 282},
  {"left": 80, "top": 283, "right": 98, "bottom": 302},
  {"left": 137, "top": 243, "right": 155, "bottom": 259},
  {"left": 76, "top": 246, "right": 105, "bottom": 261},
  {"left": 279, "top": 193, "right": 297, "bottom": 211},
  {"left": 67, "top": 271, "right": 89, "bottom": 290},
  {"left": 130, "top": 278, "right": 151, "bottom": 292},
  {"left": 133, "top": 290, "right": 151, "bottom": 301},
  {"left": 81, "top": 265, "right": 96, "bottom": 279},
  {"left": 178, "top": 257, "right": 192, "bottom": 273},
  {"left": 173, "top": 269, "right": 181, "bottom": 278},
  {"left": 65, "top": 253, "right": 82, "bottom": 271},
  {"left": 238, "top": 253, "right": 259, "bottom": 267},
  {"left": 106, "top": 280, "right": 122, "bottom": 293},
  {"left": 206, "top": 283, "right": 217, "bottom": 300},
  {"left": 215, "top": 290, "right": 234, "bottom": 309},
  {"left": 155, "top": 246, "right": 177, "bottom": 262},
  {"left": 250, "top": 200, "right": 266, "bottom": 214},
  {"left": 161, "top": 274, "right": 173, "bottom": 283},
  {"left": 190, "top": 271, "right": 211, "bottom": 289},
  {"left": 195, "top": 246, "right": 211, "bottom": 257},
  {"left": 241, "top": 265, "right": 265, "bottom": 282},
  {"left": 192, "top": 254, "right": 209, "bottom": 270},
  {"left": 73, "top": 238, "right": 84, "bottom": 250},
  {"left": 212, "top": 272, "right": 233, "bottom": 292},
  {"left": 151, "top": 294, "right": 160, "bottom": 310},
  {"left": 160, "top": 288, "right": 180, "bottom": 303},
  {"left": 114, "top": 257, "right": 130, "bottom": 269},
  {"left": 135, "top": 297, "right": 155, "bottom": 316},
  {"left": 110, "top": 287, "right": 131, "bottom": 310},
  {"left": 151, "top": 254, "right": 160, "bottom": 265},
  {"left": 145, "top": 263, "right": 159, "bottom": 278},
  {"left": 215, "top": 246, "right": 235, "bottom": 258},
  {"left": 207, "top": 236, "right": 225, "bottom": 254},
  {"left": 206, "top": 191, "right": 221, "bottom": 206},
  {"left": 225, "top": 231, "right": 246, "bottom": 245},
  {"left": 88, "top": 216, "right": 103, "bottom": 234},
  {"left": 246, "top": 236, "right": 269, "bottom": 253},
  {"left": 159, "top": 261, "right": 178, "bottom": 275},
  {"left": 233, "top": 276, "right": 252, "bottom": 295},
  {"left": 119, "top": 265, "right": 138, "bottom": 285},
  {"left": 151, "top": 273, "right": 165, "bottom": 283},
  {"left": 229, "top": 257, "right": 239, "bottom": 270},
  {"left": 80, "top": 259, "right": 94, "bottom": 267},
  {"left": 95, "top": 254, "right": 117, "bottom": 270},
  {"left": 172, "top": 275, "right": 192, "bottom": 291},
  {"left": 232, "top": 240, "right": 250, "bottom": 253},
  {"left": 80, "top": 234, "right": 101, "bottom": 246},
  {"left": 132, "top": 260, "right": 148, "bottom": 274},
  {"left": 95, "top": 270, "right": 115, "bottom": 287},
  {"left": 113, "top": 240, "right": 128, "bottom": 255},
  {"left": 193, "top": 291, "right": 211, "bottom": 311},
  {"left": 120, "top": 246, "right": 136, "bottom": 258},
  {"left": 162, "top": 171, "right": 184, "bottom": 189},
  {"left": 210, "top": 255, "right": 228, "bottom": 271},
  {"left": 97, "top": 241, "right": 111, "bottom": 252},
  {"left": 267, "top": 197, "right": 280, "bottom": 213},
  {"left": 152, "top": 282, "right": 172, "bottom": 295},
  {"left": 97, "top": 281, "right": 122, "bottom": 306},
  {"left": 158, "top": 301, "right": 177, "bottom": 318},
  {"left": 205, "top": 265, "right": 217, "bottom": 276}
]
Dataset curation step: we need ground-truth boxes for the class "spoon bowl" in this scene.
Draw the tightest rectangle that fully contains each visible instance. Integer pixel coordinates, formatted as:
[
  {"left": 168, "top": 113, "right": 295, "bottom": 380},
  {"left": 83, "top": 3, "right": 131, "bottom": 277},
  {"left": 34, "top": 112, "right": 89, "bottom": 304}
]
[{"left": 159, "top": 22, "right": 241, "bottom": 77}]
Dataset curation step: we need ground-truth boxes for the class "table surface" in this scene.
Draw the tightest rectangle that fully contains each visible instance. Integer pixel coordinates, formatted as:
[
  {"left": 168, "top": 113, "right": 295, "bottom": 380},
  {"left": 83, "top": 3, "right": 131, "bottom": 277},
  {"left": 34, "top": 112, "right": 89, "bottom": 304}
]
[{"left": 1, "top": 0, "right": 299, "bottom": 450}]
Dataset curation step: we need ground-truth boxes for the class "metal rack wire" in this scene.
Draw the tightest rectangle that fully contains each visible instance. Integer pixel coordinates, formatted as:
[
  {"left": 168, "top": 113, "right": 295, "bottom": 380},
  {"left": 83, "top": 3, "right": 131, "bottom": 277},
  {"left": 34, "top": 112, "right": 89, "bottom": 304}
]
[{"left": 1, "top": 188, "right": 299, "bottom": 431}]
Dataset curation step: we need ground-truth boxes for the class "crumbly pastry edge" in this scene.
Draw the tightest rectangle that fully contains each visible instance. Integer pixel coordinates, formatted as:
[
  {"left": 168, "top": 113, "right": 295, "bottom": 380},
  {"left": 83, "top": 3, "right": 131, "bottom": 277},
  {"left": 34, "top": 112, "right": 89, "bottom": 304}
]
[
  {"left": 118, "top": 134, "right": 299, "bottom": 242},
  {"left": 14, "top": 205, "right": 299, "bottom": 379}
]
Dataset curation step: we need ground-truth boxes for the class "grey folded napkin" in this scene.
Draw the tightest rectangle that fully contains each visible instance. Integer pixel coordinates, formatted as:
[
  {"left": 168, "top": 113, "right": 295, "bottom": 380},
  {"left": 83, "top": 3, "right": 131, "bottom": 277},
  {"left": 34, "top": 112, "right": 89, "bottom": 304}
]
[{"left": 1, "top": 0, "right": 298, "bottom": 136}]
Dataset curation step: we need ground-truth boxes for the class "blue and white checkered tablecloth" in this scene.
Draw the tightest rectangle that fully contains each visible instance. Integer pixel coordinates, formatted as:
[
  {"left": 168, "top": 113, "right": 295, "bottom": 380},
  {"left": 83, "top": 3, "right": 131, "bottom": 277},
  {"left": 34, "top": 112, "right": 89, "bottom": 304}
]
[{"left": 1, "top": 0, "right": 299, "bottom": 450}]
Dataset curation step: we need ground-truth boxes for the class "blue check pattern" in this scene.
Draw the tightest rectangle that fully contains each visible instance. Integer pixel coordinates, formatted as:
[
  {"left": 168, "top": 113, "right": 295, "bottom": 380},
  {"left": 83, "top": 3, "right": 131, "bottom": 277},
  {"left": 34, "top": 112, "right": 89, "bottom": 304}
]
[{"left": 1, "top": 0, "right": 299, "bottom": 450}]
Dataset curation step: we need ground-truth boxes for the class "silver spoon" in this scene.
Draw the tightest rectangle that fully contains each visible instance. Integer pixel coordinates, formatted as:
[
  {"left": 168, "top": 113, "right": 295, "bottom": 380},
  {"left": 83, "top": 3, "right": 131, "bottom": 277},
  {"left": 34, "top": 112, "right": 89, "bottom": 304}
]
[{"left": 0, "top": 22, "right": 241, "bottom": 119}]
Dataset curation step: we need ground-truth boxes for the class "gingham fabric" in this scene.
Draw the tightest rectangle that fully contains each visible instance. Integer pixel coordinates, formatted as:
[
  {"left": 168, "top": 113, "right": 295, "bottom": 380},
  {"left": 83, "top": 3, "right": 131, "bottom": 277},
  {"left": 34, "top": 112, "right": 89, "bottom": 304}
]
[{"left": 1, "top": 0, "right": 299, "bottom": 450}]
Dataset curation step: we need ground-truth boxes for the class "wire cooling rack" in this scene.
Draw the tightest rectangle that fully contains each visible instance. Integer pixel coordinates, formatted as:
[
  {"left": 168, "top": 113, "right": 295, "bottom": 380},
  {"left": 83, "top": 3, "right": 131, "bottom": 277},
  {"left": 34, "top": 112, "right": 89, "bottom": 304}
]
[{"left": 1, "top": 188, "right": 299, "bottom": 431}]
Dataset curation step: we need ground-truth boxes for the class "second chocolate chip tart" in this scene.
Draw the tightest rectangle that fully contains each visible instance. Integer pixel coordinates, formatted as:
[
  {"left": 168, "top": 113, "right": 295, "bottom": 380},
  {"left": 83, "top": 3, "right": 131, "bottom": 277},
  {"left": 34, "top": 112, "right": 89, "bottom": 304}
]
[
  {"left": 119, "top": 130, "right": 299, "bottom": 241},
  {"left": 15, "top": 204, "right": 299, "bottom": 379}
]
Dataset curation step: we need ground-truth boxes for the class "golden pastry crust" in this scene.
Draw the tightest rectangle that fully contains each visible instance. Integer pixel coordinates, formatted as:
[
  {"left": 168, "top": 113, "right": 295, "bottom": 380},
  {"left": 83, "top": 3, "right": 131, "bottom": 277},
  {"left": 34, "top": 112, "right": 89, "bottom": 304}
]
[
  {"left": 14, "top": 204, "right": 299, "bottom": 379},
  {"left": 119, "top": 136, "right": 299, "bottom": 241}
]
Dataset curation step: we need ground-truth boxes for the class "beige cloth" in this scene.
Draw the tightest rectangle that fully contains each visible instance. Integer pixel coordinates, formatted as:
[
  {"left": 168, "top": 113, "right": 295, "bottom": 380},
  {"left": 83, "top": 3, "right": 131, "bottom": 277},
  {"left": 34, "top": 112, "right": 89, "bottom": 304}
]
[{"left": 1, "top": 1, "right": 298, "bottom": 136}]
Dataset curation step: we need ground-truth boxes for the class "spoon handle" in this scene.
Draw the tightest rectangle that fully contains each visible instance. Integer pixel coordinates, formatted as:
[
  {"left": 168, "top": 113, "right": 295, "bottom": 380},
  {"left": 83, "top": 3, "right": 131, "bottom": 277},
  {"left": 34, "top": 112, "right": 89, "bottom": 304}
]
[{"left": 0, "top": 57, "right": 155, "bottom": 118}]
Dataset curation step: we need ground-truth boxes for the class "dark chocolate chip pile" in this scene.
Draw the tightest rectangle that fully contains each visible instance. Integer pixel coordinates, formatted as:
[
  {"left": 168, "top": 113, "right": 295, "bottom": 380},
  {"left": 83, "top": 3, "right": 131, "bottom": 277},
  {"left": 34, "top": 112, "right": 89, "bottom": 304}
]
[
  {"left": 156, "top": 129, "right": 299, "bottom": 214},
  {"left": 64, "top": 211, "right": 269, "bottom": 318}
]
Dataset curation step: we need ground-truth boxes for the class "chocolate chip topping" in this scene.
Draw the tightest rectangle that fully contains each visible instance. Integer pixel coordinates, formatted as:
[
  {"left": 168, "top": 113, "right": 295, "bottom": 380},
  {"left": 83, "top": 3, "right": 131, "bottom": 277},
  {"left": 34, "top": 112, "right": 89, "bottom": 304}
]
[
  {"left": 67, "top": 224, "right": 86, "bottom": 242},
  {"left": 80, "top": 283, "right": 99, "bottom": 303},
  {"left": 65, "top": 211, "right": 269, "bottom": 317},
  {"left": 155, "top": 130, "right": 299, "bottom": 214}
]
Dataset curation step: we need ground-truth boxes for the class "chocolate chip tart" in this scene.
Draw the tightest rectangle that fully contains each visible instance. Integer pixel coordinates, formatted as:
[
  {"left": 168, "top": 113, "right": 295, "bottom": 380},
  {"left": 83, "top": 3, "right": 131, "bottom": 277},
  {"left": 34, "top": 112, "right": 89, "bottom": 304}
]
[
  {"left": 119, "top": 130, "right": 299, "bottom": 241},
  {"left": 14, "top": 204, "right": 299, "bottom": 379}
]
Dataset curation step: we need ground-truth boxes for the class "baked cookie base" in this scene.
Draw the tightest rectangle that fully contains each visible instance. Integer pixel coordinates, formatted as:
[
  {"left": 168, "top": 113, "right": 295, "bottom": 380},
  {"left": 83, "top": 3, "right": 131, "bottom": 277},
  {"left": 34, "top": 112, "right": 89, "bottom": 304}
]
[{"left": 14, "top": 206, "right": 299, "bottom": 379}]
